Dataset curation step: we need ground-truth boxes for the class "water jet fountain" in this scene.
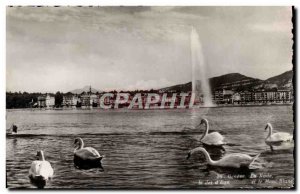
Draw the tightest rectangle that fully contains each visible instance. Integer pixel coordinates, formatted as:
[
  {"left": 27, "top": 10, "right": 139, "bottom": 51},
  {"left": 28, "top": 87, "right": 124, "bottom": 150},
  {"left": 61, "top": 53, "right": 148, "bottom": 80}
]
[{"left": 190, "top": 27, "right": 214, "bottom": 107}]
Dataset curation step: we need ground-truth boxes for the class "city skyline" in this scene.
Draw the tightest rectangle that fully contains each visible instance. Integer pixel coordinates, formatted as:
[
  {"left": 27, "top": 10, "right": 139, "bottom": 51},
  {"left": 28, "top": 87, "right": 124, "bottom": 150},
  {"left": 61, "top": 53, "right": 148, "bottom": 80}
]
[{"left": 7, "top": 6, "right": 293, "bottom": 93}]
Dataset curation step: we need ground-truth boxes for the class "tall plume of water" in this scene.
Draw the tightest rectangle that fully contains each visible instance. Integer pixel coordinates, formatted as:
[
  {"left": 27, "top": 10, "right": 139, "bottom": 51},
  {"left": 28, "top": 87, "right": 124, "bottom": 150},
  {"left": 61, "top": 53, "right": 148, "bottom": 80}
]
[{"left": 190, "top": 27, "right": 214, "bottom": 107}]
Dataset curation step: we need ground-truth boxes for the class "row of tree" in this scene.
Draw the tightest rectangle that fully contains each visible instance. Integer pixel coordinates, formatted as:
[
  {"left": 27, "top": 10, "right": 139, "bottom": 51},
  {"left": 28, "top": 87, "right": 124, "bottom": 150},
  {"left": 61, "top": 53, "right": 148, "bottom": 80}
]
[
  {"left": 6, "top": 89, "right": 161, "bottom": 109},
  {"left": 6, "top": 92, "right": 64, "bottom": 109}
]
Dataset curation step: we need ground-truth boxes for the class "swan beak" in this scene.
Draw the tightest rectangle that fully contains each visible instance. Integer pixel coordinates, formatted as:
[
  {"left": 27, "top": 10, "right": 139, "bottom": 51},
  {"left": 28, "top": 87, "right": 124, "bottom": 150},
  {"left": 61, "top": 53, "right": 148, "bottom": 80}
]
[
  {"left": 198, "top": 120, "right": 205, "bottom": 127},
  {"left": 264, "top": 125, "right": 268, "bottom": 130},
  {"left": 186, "top": 152, "right": 191, "bottom": 160}
]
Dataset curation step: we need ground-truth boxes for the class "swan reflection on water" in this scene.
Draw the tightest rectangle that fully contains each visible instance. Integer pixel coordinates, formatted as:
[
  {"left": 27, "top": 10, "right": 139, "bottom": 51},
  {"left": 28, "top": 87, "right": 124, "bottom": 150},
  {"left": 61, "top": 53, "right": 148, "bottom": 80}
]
[
  {"left": 206, "top": 166, "right": 258, "bottom": 179},
  {"left": 202, "top": 144, "right": 225, "bottom": 160}
]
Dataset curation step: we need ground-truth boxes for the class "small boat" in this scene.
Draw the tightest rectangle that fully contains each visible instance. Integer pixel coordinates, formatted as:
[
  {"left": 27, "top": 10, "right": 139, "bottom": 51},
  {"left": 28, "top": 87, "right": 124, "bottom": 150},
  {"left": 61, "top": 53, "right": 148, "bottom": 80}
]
[{"left": 7, "top": 124, "right": 18, "bottom": 135}]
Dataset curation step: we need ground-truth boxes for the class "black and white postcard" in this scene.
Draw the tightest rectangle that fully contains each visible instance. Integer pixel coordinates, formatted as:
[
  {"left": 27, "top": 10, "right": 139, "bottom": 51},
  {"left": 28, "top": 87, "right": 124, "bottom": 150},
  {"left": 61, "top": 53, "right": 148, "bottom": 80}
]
[{"left": 6, "top": 6, "right": 295, "bottom": 189}]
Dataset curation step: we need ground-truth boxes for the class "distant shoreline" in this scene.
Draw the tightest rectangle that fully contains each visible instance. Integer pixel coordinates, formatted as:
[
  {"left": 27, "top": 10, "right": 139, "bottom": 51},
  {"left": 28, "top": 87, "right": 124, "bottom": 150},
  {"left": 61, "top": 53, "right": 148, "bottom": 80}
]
[
  {"left": 209, "top": 103, "right": 293, "bottom": 108},
  {"left": 6, "top": 103, "right": 293, "bottom": 111}
]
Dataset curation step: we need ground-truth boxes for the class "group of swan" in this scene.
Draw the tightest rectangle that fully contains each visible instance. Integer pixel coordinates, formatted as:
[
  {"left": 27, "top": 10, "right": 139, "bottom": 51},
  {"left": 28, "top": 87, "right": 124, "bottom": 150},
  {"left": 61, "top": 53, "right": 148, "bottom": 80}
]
[
  {"left": 29, "top": 138, "right": 103, "bottom": 189},
  {"left": 9, "top": 124, "right": 104, "bottom": 188},
  {"left": 15, "top": 119, "right": 294, "bottom": 188},
  {"left": 187, "top": 119, "right": 293, "bottom": 169}
]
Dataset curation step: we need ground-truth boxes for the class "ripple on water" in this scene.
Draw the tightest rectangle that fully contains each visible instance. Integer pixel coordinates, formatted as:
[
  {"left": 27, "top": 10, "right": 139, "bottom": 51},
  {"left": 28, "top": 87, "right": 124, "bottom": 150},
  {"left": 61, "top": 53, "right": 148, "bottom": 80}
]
[{"left": 6, "top": 106, "right": 294, "bottom": 189}]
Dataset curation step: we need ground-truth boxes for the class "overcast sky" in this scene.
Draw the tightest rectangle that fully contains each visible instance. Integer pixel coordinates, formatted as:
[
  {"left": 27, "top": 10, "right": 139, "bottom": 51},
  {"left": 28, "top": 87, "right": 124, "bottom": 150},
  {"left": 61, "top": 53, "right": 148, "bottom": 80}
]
[{"left": 7, "top": 6, "right": 293, "bottom": 93}]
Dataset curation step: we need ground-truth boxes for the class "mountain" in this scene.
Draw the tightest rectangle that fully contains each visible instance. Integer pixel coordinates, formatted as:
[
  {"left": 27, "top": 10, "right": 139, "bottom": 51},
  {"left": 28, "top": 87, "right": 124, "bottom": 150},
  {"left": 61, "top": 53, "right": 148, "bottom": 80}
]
[
  {"left": 160, "top": 82, "right": 192, "bottom": 93},
  {"left": 69, "top": 86, "right": 101, "bottom": 94},
  {"left": 253, "top": 70, "right": 293, "bottom": 90},
  {"left": 209, "top": 73, "right": 261, "bottom": 90},
  {"left": 264, "top": 70, "right": 293, "bottom": 88},
  {"left": 160, "top": 73, "right": 261, "bottom": 92},
  {"left": 160, "top": 70, "right": 293, "bottom": 92}
]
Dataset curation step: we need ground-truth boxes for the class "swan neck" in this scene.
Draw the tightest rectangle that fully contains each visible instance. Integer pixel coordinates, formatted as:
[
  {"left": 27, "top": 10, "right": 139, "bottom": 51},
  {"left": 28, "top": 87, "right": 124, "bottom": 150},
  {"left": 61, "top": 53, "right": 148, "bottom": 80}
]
[
  {"left": 267, "top": 125, "right": 273, "bottom": 139},
  {"left": 79, "top": 138, "right": 84, "bottom": 149},
  {"left": 40, "top": 152, "right": 45, "bottom": 161},
  {"left": 75, "top": 138, "right": 84, "bottom": 152},
  {"left": 200, "top": 120, "right": 209, "bottom": 139},
  {"left": 205, "top": 120, "right": 209, "bottom": 135},
  {"left": 201, "top": 149, "right": 216, "bottom": 165}
]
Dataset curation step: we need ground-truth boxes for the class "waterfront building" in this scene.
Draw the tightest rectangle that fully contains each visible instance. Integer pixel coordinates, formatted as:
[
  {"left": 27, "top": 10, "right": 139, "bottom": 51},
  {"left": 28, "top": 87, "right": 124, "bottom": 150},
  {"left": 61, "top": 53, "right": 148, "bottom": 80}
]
[
  {"left": 37, "top": 96, "right": 46, "bottom": 108},
  {"left": 223, "top": 90, "right": 234, "bottom": 104},
  {"left": 79, "top": 86, "right": 99, "bottom": 107},
  {"left": 253, "top": 89, "right": 292, "bottom": 103},
  {"left": 63, "top": 95, "right": 79, "bottom": 107},
  {"left": 240, "top": 91, "right": 255, "bottom": 103},
  {"left": 213, "top": 90, "right": 224, "bottom": 103},
  {"left": 276, "top": 89, "right": 293, "bottom": 102},
  {"left": 80, "top": 92, "right": 91, "bottom": 107},
  {"left": 213, "top": 89, "right": 234, "bottom": 104},
  {"left": 37, "top": 94, "right": 55, "bottom": 108},
  {"left": 90, "top": 94, "right": 98, "bottom": 107},
  {"left": 232, "top": 93, "right": 241, "bottom": 104}
]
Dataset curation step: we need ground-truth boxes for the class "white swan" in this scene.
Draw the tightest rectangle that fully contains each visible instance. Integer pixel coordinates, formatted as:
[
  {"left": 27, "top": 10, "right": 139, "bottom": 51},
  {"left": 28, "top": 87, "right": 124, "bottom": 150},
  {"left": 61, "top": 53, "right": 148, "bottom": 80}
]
[
  {"left": 265, "top": 123, "right": 293, "bottom": 151},
  {"left": 199, "top": 119, "right": 225, "bottom": 146},
  {"left": 73, "top": 137, "right": 104, "bottom": 169},
  {"left": 28, "top": 150, "right": 54, "bottom": 189},
  {"left": 187, "top": 147, "right": 260, "bottom": 169}
]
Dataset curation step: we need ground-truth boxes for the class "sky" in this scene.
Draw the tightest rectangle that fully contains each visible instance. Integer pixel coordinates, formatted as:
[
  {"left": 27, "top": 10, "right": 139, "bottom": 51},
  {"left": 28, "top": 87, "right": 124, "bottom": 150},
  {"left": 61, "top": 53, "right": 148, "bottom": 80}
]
[{"left": 6, "top": 6, "right": 293, "bottom": 93}]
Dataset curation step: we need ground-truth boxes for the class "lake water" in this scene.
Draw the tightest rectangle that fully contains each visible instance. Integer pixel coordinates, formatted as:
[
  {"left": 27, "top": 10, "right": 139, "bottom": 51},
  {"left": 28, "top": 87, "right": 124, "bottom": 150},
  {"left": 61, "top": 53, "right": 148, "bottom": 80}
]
[{"left": 6, "top": 105, "right": 295, "bottom": 189}]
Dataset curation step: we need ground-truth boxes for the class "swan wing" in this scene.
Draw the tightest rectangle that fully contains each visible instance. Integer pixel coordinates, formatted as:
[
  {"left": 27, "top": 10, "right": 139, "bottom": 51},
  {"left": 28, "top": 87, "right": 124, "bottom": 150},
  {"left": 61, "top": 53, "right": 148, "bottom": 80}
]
[
  {"left": 201, "top": 132, "right": 225, "bottom": 145},
  {"left": 29, "top": 161, "right": 53, "bottom": 180},
  {"left": 267, "top": 132, "right": 293, "bottom": 143},
  {"left": 29, "top": 161, "right": 42, "bottom": 177},
  {"left": 75, "top": 147, "right": 101, "bottom": 160},
  {"left": 218, "top": 154, "right": 253, "bottom": 168},
  {"left": 39, "top": 161, "right": 54, "bottom": 179}
]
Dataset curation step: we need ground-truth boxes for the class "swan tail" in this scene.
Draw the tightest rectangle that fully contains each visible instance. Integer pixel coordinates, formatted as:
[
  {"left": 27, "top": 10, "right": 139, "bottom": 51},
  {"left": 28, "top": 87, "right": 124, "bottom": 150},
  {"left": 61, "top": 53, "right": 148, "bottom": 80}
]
[
  {"left": 251, "top": 153, "right": 261, "bottom": 164},
  {"left": 35, "top": 175, "right": 46, "bottom": 181},
  {"left": 29, "top": 175, "right": 46, "bottom": 189},
  {"left": 98, "top": 159, "right": 104, "bottom": 171}
]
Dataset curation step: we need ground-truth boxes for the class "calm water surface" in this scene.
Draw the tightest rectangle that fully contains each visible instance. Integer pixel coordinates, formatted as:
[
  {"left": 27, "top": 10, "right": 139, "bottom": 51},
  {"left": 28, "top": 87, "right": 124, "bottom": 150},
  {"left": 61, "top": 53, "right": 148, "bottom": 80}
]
[{"left": 6, "top": 106, "right": 294, "bottom": 189}]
